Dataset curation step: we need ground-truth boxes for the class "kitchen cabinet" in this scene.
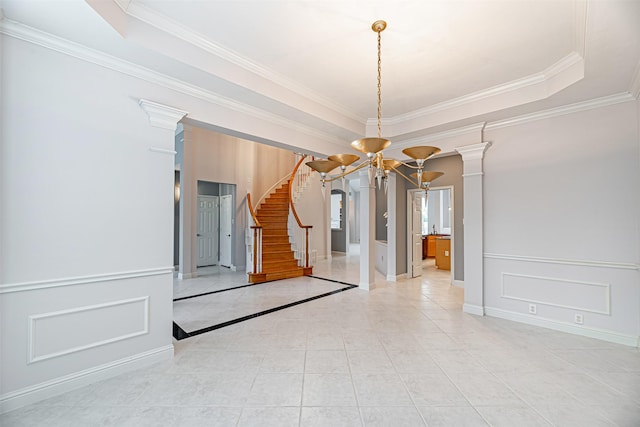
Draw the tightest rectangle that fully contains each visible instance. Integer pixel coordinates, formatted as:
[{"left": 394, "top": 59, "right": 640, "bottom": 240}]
[{"left": 435, "top": 237, "right": 451, "bottom": 270}]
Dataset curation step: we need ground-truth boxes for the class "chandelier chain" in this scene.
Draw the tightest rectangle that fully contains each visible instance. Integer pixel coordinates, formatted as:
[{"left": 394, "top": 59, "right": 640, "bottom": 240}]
[
  {"left": 305, "top": 20, "right": 443, "bottom": 192},
  {"left": 377, "top": 28, "right": 382, "bottom": 139}
]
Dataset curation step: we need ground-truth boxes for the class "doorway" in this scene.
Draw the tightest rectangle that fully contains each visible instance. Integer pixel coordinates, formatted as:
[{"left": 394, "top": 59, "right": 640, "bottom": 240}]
[
  {"left": 407, "top": 186, "right": 455, "bottom": 282},
  {"left": 220, "top": 194, "right": 232, "bottom": 267},
  {"left": 196, "top": 195, "right": 219, "bottom": 267},
  {"left": 175, "top": 180, "right": 236, "bottom": 272}
]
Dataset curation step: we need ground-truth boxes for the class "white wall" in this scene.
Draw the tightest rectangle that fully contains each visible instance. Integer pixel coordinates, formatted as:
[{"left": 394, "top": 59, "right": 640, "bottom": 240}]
[
  {"left": 483, "top": 100, "right": 640, "bottom": 345},
  {"left": 0, "top": 37, "right": 175, "bottom": 411}
]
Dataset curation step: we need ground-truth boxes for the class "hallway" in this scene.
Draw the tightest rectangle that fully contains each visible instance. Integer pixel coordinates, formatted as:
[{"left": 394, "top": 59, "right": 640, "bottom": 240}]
[{"left": 2, "top": 254, "right": 639, "bottom": 426}]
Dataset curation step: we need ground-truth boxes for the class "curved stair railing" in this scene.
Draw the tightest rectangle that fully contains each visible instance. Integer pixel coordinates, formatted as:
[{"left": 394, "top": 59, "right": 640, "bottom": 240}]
[
  {"left": 288, "top": 155, "right": 313, "bottom": 272},
  {"left": 246, "top": 153, "right": 314, "bottom": 283}
]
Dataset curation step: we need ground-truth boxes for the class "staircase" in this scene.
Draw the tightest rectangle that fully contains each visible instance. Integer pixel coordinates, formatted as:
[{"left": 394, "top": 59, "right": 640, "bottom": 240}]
[{"left": 251, "top": 183, "right": 305, "bottom": 282}]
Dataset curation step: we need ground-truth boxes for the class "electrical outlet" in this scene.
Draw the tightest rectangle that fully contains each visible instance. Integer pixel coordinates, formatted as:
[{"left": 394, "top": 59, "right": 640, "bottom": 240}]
[
  {"left": 528, "top": 304, "right": 537, "bottom": 315},
  {"left": 574, "top": 314, "right": 584, "bottom": 325}
]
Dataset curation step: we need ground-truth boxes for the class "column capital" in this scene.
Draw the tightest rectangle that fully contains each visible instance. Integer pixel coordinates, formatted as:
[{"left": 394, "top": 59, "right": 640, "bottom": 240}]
[
  {"left": 139, "top": 99, "right": 187, "bottom": 131},
  {"left": 359, "top": 168, "right": 374, "bottom": 188},
  {"left": 455, "top": 142, "right": 491, "bottom": 161}
]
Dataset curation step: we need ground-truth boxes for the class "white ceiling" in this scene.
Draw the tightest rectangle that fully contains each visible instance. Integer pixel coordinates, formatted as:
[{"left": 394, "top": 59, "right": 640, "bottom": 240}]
[{"left": 2, "top": 0, "right": 639, "bottom": 155}]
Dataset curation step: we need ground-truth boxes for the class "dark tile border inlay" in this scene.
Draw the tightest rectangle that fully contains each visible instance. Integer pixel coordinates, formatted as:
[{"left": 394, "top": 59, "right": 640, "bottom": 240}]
[
  {"left": 172, "top": 276, "right": 357, "bottom": 340},
  {"left": 173, "top": 281, "right": 268, "bottom": 302}
]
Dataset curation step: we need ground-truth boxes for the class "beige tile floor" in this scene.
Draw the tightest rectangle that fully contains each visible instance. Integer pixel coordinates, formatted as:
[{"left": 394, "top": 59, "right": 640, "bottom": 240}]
[{"left": 2, "top": 251, "right": 640, "bottom": 426}]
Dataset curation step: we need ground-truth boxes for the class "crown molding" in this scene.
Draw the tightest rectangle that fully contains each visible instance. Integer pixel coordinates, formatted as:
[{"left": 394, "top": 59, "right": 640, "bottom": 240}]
[
  {"left": 387, "top": 52, "right": 583, "bottom": 129},
  {"left": 106, "top": 0, "right": 592, "bottom": 135},
  {"left": 139, "top": 99, "right": 187, "bottom": 130},
  {"left": 372, "top": 0, "right": 589, "bottom": 134},
  {"left": 630, "top": 60, "right": 640, "bottom": 99},
  {"left": 485, "top": 92, "right": 635, "bottom": 131},
  {"left": 392, "top": 123, "right": 486, "bottom": 150},
  {"left": 0, "top": 17, "right": 347, "bottom": 147},
  {"left": 122, "top": 0, "right": 364, "bottom": 124},
  {"left": 574, "top": 0, "right": 588, "bottom": 58},
  {"left": 455, "top": 142, "right": 492, "bottom": 161}
]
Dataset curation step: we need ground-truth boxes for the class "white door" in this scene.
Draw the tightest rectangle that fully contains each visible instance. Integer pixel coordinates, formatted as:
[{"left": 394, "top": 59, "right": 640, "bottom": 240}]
[
  {"left": 410, "top": 191, "right": 423, "bottom": 278},
  {"left": 197, "top": 195, "right": 219, "bottom": 267},
  {"left": 220, "top": 194, "right": 233, "bottom": 267}
]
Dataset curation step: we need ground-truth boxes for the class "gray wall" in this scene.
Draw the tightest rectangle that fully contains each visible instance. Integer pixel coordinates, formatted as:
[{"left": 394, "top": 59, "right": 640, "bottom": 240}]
[
  {"left": 395, "top": 154, "right": 464, "bottom": 280},
  {"left": 375, "top": 185, "right": 387, "bottom": 241},
  {"left": 331, "top": 189, "right": 347, "bottom": 252},
  {"left": 198, "top": 180, "right": 220, "bottom": 196}
]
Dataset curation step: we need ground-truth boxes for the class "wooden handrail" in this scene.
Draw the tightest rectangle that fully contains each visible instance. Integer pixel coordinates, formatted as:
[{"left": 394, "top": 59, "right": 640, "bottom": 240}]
[
  {"left": 288, "top": 155, "right": 313, "bottom": 230},
  {"left": 289, "top": 155, "right": 313, "bottom": 269},
  {"left": 247, "top": 193, "right": 262, "bottom": 275},
  {"left": 247, "top": 193, "right": 261, "bottom": 228}
]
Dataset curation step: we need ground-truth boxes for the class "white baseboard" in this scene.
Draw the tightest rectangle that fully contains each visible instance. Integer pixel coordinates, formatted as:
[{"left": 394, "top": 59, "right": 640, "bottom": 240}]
[
  {"left": 0, "top": 344, "right": 174, "bottom": 414},
  {"left": 387, "top": 273, "right": 407, "bottom": 282},
  {"left": 177, "top": 272, "right": 197, "bottom": 280},
  {"left": 485, "top": 306, "right": 639, "bottom": 348},
  {"left": 452, "top": 279, "right": 464, "bottom": 288},
  {"left": 463, "top": 303, "right": 485, "bottom": 316}
]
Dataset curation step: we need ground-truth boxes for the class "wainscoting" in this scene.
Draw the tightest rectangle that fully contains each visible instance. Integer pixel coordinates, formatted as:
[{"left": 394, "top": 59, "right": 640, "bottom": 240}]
[
  {"left": 484, "top": 253, "right": 639, "bottom": 347},
  {"left": 0, "top": 268, "right": 174, "bottom": 413}
]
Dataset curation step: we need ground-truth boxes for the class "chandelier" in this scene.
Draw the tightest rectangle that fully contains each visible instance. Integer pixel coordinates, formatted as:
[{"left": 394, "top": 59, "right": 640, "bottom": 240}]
[{"left": 306, "top": 20, "right": 443, "bottom": 194}]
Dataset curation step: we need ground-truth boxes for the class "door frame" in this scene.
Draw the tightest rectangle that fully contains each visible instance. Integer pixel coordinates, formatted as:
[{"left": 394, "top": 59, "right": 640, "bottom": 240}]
[
  {"left": 196, "top": 195, "right": 219, "bottom": 267},
  {"left": 406, "top": 189, "right": 424, "bottom": 278},
  {"left": 406, "top": 185, "right": 455, "bottom": 284},
  {"left": 219, "top": 194, "right": 233, "bottom": 268}
]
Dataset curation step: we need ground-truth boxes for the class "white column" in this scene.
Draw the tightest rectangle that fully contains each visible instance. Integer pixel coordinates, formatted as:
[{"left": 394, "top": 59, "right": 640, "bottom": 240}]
[
  {"left": 138, "top": 100, "right": 190, "bottom": 278},
  {"left": 178, "top": 126, "right": 197, "bottom": 279},
  {"left": 455, "top": 142, "right": 491, "bottom": 315},
  {"left": 324, "top": 181, "right": 332, "bottom": 260},
  {"left": 386, "top": 172, "right": 397, "bottom": 281},
  {"left": 359, "top": 169, "right": 376, "bottom": 290}
]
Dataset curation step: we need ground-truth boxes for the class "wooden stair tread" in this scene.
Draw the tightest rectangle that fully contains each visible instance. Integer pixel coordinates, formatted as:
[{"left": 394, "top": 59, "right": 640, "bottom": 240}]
[{"left": 249, "top": 182, "right": 310, "bottom": 284}]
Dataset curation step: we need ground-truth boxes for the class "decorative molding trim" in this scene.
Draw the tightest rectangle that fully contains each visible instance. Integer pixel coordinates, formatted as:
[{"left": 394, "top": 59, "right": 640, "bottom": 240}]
[
  {"left": 386, "top": 52, "right": 582, "bottom": 126},
  {"left": 28, "top": 297, "right": 150, "bottom": 363},
  {"left": 0, "top": 267, "right": 174, "bottom": 294},
  {"left": 484, "top": 252, "right": 640, "bottom": 271},
  {"left": 386, "top": 273, "right": 407, "bottom": 282},
  {"left": 390, "top": 66, "right": 540, "bottom": 123},
  {"left": 455, "top": 142, "right": 491, "bottom": 161},
  {"left": 485, "top": 92, "right": 635, "bottom": 131},
  {"left": 359, "top": 281, "right": 376, "bottom": 291},
  {"left": 453, "top": 279, "right": 464, "bottom": 288},
  {"left": 123, "top": 0, "right": 364, "bottom": 124},
  {"left": 485, "top": 306, "right": 639, "bottom": 348},
  {"left": 0, "top": 344, "right": 173, "bottom": 414},
  {"left": 463, "top": 303, "right": 485, "bottom": 316},
  {"left": 149, "top": 147, "right": 177, "bottom": 155},
  {"left": 0, "top": 18, "right": 347, "bottom": 146},
  {"left": 178, "top": 272, "right": 198, "bottom": 280},
  {"left": 138, "top": 99, "right": 187, "bottom": 130},
  {"left": 630, "top": 60, "right": 640, "bottom": 99},
  {"left": 574, "top": 0, "right": 588, "bottom": 58},
  {"left": 500, "top": 272, "right": 611, "bottom": 315},
  {"left": 392, "top": 122, "right": 485, "bottom": 151}
]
